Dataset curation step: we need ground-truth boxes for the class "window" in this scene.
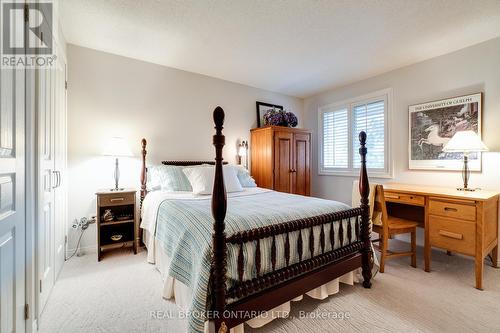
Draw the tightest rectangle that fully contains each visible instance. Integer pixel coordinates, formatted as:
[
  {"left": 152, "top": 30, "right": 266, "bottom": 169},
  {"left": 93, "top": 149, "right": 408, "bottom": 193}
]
[{"left": 318, "top": 89, "right": 392, "bottom": 177}]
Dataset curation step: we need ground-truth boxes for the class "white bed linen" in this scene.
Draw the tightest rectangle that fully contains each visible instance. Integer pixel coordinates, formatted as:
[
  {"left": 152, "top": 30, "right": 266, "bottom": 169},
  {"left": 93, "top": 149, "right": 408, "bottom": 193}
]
[{"left": 141, "top": 188, "right": 375, "bottom": 332}]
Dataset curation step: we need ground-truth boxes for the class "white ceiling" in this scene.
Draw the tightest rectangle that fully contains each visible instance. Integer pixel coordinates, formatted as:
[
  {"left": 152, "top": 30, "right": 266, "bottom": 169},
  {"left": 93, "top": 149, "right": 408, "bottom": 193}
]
[{"left": 61, "top": 0, "right": 500, "bottom": 98}]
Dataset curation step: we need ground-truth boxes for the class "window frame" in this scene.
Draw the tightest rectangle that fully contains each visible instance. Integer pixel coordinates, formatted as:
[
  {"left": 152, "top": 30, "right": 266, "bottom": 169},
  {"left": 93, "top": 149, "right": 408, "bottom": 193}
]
[{"left": 318, "top": 88, "right": 393, "bottom": 178}]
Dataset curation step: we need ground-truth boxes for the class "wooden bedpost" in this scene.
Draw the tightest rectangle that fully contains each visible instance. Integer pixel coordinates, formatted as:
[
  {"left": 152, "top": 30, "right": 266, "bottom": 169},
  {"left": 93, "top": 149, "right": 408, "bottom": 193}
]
[
  {"left": 210, "top": 106, "right": 228, "bottom": 333},
  {"left": 358, "top": 131, "right": 373, "bottom": 288},
  {"left": 140, "top": 138, "right": 147, "bottom": 206}
]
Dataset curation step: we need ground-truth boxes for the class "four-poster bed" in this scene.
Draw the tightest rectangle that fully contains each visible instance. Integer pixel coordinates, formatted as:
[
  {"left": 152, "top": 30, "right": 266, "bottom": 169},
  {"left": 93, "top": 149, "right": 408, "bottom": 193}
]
[{"left": 140, "top": 106, "right": 373, "bottom": 333}]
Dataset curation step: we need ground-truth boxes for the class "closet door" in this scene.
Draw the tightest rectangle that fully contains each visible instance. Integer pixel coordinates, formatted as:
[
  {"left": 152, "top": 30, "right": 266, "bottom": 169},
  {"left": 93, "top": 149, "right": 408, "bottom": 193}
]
[
  {"left": 53, "top": 53, "right": 67, "bottom": 278},
  {"left": 0, "top": 32, "right": 26, "bottom": 333},
  {"left": 292, "top": 133, "right": 310, "bottom": 196},
  {"left": 273, "top": 131, "right": 293, "bottom": 193},
  {"left": 37, "top": 65, "right": 56, "bottom": 314}
]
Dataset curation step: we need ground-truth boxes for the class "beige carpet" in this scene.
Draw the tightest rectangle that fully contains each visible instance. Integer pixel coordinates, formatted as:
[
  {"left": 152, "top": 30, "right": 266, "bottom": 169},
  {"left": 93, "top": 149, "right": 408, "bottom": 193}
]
[{"left": 39, "top": 241, "right": 500, "bottom": 333}]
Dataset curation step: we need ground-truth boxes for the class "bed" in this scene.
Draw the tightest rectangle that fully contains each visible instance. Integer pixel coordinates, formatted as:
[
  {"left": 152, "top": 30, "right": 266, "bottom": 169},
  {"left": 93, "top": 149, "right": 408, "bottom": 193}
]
[{"left": 140, "top": 107, "right": 373, "bottom": 333}]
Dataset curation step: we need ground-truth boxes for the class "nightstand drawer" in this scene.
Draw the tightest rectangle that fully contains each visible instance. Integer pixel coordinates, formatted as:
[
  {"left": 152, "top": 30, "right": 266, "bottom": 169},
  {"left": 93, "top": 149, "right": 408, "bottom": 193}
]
[
  {"left": 429, "top": 215, "right": 475, "bottom": 256},
  {"left": 99, "top": 193, "right": 135, "bottom": 206},
  {"left": 429, "top": 198, "right": 476, "bottom": 221},
  {"left": 384, "top": 191, "right": 425, "bottom": 206}
]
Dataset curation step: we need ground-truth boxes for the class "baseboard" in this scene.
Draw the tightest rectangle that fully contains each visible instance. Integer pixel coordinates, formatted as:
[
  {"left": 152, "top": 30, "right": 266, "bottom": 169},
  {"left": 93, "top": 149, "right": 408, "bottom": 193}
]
[{"left": 65, "top": 245, "right": 96, "bottom": 258}]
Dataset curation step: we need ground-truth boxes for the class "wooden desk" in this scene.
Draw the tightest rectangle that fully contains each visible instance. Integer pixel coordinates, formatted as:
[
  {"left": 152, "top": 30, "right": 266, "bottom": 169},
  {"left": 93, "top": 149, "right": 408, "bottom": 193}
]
[{"left": 383, "top": 183, "right": 499, "bottom": 290}]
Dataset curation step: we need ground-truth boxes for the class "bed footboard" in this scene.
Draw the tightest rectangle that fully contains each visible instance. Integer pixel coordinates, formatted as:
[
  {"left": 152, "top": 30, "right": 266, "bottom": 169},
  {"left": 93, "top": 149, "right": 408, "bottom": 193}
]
[
  {"left": 208, "top": 107, "right": 372, "bottom": 333},
  {"left": 226, "top": 208, "right": 363, "bottom": 299}
]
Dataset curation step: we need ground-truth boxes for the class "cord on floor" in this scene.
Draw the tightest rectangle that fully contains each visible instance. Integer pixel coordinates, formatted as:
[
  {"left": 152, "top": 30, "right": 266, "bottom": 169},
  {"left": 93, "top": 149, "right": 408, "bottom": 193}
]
[{"left": 65, "top": 228, "right": 86, "bottom": 261}]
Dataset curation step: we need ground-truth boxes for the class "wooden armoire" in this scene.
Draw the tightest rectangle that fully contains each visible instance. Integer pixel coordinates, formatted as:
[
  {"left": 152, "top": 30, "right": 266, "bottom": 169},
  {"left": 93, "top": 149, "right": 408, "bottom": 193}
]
[{"left": 250, "top": 126, "right": 311, "bottom": 195}]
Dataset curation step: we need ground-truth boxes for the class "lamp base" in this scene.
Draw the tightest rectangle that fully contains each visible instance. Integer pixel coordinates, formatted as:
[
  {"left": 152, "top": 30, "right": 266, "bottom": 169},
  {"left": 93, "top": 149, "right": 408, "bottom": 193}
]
[
  {"left": 457, "top": 187, "right": 476, "bottom": 192},
  {"left": 110, "top": 188, "right": 125, "bottom": 192}
]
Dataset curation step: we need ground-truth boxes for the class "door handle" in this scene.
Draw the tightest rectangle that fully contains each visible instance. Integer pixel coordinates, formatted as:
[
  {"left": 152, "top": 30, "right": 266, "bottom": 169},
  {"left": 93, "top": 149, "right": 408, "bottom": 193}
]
[
  {"left": 52, "top": 171, "right": 61, "bottom": 188},
  {"left": 52, "top": 171, "right": 58, "bottom": 189}
]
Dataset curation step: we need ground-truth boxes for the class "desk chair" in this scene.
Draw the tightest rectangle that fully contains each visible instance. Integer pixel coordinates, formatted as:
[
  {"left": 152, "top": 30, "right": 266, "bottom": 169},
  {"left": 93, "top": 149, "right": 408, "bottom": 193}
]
[{"left": 373, "top": 185, "right": 418, "bottom": 273}]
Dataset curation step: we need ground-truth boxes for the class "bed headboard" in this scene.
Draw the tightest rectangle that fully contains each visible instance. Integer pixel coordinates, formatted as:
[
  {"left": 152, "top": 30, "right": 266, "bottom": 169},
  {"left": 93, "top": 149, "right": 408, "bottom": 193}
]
[
  {"left": 139, "top": 142, "right": 228, "bottom": 204},
  {"left": 161, "top": 161, "right": 218, "bottom": 166}
]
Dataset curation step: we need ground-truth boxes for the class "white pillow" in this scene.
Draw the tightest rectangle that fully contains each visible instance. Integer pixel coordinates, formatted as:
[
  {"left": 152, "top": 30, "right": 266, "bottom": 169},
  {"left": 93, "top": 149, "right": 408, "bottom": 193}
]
[
  {"left": 183, "top": 165, "right": 243, "bottom": 195},
  {"left": 233, "top": 165, "right": 257, "bottom": 187},
  {"left": 146, "top": 165, "right": 193, "bottom": 192}
]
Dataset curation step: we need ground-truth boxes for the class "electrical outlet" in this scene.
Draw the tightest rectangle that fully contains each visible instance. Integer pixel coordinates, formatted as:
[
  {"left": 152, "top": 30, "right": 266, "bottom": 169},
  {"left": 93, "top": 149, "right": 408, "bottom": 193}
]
[{"left": 73, "top": 216, "right": 96, "bottom": 230}]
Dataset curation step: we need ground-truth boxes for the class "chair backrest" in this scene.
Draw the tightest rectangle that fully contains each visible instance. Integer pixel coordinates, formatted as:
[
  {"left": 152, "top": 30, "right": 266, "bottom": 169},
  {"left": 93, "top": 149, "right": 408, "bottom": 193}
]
[
  {"left": 352, "top": 180, "right": 384, "bottom": 227},
  {"left": 373, "top": 185, "right": 389, "bottom": 233}
]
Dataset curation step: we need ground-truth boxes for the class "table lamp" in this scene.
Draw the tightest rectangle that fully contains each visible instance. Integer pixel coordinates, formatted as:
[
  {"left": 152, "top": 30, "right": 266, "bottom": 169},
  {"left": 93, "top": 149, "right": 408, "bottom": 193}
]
[
  {"left": 442, "top": 130, "right": 488, "bottom": 191},
  {"left": 102, "top": 137, "right": 133, "bottom": 191}
]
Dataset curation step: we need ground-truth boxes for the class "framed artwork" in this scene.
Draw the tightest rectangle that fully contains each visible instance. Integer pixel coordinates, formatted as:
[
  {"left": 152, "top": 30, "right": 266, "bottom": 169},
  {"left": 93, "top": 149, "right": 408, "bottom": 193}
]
[
  {"left": 256, "top": 101, "right": 283, "bottom": 127},
  {"left": 409, "top": 92, "right": 482, "bottom": 171}
]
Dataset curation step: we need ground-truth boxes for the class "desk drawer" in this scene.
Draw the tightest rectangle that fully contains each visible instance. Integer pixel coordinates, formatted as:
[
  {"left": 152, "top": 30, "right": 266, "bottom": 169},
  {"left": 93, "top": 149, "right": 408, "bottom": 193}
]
[
  {"left": 384, "top": 191, "right": 425, "bottom": 206},
  {"left": 99, "top": 193, "right": 135, "bottom": 207},
  {"left": 429, "top": 198, "right": 476, "bottom": 221},
  {"left": 429, "top": 215, "right": 475, "bottom": 256}
]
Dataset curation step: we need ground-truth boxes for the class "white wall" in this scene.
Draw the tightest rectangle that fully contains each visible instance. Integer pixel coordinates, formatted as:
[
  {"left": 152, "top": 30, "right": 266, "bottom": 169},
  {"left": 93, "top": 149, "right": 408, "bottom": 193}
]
[
  {"left": 304, "top": 37, "right": 500, "bottom": 204},
  {"left": 67, "top": 44, "right": 303, "bottom": 252}
]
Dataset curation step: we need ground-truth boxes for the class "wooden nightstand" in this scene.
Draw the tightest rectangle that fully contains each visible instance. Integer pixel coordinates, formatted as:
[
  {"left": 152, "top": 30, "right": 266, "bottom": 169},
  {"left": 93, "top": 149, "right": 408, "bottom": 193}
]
[{"left": 96, "top": 189, "right": 138, "bottom": 261}]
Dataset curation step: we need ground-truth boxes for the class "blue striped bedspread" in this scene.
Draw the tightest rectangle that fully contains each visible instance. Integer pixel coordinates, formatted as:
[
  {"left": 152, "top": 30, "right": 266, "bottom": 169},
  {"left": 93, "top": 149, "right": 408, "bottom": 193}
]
[{"left": 155, "top": 189, "right": 358, "bottom": 333}]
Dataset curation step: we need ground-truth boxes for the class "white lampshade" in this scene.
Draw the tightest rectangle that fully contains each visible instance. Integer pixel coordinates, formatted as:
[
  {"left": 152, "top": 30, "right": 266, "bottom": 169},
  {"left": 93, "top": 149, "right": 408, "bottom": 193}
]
[
  {"left": 442, "top": 131, "right": 488, "bottom": 153},
  {"left": 102, "top": 137, "right": 133, "bottom": 157}
]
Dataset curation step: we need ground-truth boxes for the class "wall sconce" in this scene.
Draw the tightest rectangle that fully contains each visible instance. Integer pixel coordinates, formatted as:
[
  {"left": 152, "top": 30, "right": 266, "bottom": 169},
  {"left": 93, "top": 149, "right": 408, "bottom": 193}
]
[{"left": 238, "top": 140, "right": 249, "bottom": 169}]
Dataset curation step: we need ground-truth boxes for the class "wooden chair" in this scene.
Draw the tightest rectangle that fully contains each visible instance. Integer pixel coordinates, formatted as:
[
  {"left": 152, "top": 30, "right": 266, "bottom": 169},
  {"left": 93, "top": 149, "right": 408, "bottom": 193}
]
[{"left": 372, "top": 185, "right": 418, "bottom": 273}]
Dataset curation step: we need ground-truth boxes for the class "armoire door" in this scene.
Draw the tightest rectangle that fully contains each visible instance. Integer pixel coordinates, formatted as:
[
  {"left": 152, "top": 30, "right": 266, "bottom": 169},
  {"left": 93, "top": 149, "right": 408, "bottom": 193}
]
[
  {"left": 273, "top": 131, "right": 293, "bottom": 193},
  {"left": 37, "top": 65, "right": 56, "bottom": 315},
  {"left": 0, "top": 47, "right": 26, "bottom": 332},
  {"left": 292, "top": 133, "right": 310, "bottom": 196}
]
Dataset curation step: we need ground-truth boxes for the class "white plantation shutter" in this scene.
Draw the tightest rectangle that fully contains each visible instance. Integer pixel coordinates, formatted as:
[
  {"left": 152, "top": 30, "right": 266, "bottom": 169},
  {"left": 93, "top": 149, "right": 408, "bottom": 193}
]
[
  {"left": 319, "top": 89, "right": 390, "bottom": 176},
  {"left": 352, "top": 100, "right": 385, "bottom": 169},
  {"left": 323, "top": 108, "right": 348, "bottom": 168}
]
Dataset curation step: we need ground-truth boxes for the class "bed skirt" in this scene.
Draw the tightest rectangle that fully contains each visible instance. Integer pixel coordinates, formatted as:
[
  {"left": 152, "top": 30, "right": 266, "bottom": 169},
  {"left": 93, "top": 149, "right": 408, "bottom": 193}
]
[{"left": 144, "top": 230, "right": 372, "bottom": 333}]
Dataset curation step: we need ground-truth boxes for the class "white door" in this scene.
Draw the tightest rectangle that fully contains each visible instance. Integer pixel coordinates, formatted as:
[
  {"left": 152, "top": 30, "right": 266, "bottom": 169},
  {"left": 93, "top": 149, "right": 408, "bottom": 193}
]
[
  {"left": 0, "top": 16, "right": 26, "bottom": 333},
  {"left": 36, "top": 64, "right": 55, "bottom": 314},
  {"left": 53, "top": 49, "right": 67, "bottom": 278}
]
